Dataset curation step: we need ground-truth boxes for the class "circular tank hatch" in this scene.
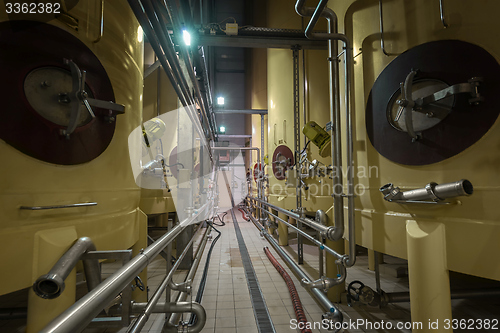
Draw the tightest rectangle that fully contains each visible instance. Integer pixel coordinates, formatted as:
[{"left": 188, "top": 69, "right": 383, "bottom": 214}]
[
  {"left": 24, "top": 67, "right": 94, "bottom": 127},
  {"left": 366, "top": 40, "right": 500, "bottom": 165},
  {"left": 387, "top": 79, "right": 454, "bottom": 133},
  {"left": 0, "top": 20, "right": 117, "bottom": 165},
  {"left": 272, "top": 145, "right": 294, "bottom": 180}
]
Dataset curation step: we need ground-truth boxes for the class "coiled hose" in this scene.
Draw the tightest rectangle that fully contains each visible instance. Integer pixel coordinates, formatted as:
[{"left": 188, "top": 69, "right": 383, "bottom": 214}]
[
  {"left": 264, "top": 247, "right": 312, "bottom": 333},
  {"left": 188, "top": 222, "right": 222, "bottom": 325}
]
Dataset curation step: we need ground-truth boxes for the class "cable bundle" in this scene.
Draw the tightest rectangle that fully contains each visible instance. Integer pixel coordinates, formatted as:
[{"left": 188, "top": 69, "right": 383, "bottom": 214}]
[{"left": 188, "top": 222, "right": 221, "bottom": 325}]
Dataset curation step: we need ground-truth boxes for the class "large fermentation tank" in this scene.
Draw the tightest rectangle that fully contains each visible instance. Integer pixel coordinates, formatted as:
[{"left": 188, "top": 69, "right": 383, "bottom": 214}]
[
  {"left": 327, "top": 0, "right": 500, "bottom": 324},
  {"left": 0, "top": 1, "right": 144, "bottom": 330}
]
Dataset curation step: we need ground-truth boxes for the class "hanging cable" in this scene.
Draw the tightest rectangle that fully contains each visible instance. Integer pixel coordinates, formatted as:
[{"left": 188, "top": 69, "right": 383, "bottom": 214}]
[
  {"left": 188, "top": 222, "right": 221, "bottom": 325},
  {"left": 300, "top": 139, "right": 311, "bottom": 155},
  {"left": 212, "top": 212, "right": 227, "bottom": 226}
]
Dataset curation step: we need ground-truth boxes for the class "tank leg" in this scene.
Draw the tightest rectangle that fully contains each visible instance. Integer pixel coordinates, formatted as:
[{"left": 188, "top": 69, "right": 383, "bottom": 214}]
[
  {"left": 406, "top": 220, "right": 452, "bottom": 332},
  {"left": 165, "top": 214, "right": 173, "bottom": 303},
  {"left": 27, "top": 227, "right": 78, "bottom": 333},
  {"left": 158, "top": 213, "right": 168, "bottom": 228},
  {"left": 132, "top": 211, "right": 148, "bottom": 302},
  {"left": 277, "top": 211, "right": 288, "bottom": 246},
  {"left": 178, "top": 225, "right": 194, "bottom": 269},
  {"left": 266, "top": 209, "right": 275, "bottom": 235},
  {"left": 325, "top": 206, "right": 345, "bottom": 302},
  {"left": 368, "top": 249, "right": 384, "bottom": 271},
  {"left": 325, "top": 238, "right": 345, "bottom": 302}
]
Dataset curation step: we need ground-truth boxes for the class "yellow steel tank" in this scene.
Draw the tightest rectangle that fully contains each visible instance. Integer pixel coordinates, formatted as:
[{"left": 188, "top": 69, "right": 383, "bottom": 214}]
[
  {"left": 0, "top": 1, "right": 145, "bottom": 330},
  {"left": 266, "top": 0, "right": 345, "bottom": 301},
  {"left": 327, "top": 0, "right": 500, "bottom": 324}
]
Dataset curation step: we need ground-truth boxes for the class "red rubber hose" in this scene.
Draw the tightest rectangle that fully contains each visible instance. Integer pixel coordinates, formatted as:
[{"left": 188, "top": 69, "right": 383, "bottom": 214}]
[
  {"left": 264, "top": 247, "right": 312, "bottom": 333},
  {"left": 238, "top": 208, "right": 249, "bottom": 221}
]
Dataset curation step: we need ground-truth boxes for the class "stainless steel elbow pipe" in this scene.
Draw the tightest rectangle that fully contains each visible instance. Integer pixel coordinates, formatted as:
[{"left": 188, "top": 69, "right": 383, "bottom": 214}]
[
  {"left": 33, "top": 237, "right": 100, "bottom": 299},
  {"left": 380, "top": 179, "right": 473, "bottom": 202},
  {"left": 301, "top": 260, "right": 346, "bottom": 292},
  {"left": 167, "top": 302, "right": 206, "bottom": 333},
  {"left": 131, "top": 302, "right": 206, "bottom": 333},
  {"left": 169, "top": 280, "right": 192, "bottom": 293}
]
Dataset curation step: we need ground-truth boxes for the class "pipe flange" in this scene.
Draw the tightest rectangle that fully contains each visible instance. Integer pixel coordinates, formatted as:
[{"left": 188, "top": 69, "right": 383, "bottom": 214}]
[
  {"left": 321, "top": 277, "right": 330, "bottom": 293},
  {"left": 33, "top": 274, "right": 65, "bottom": 299},
  {"left": 379, "top": 183, "right": 401, "bottom": 201},
  {"left": 425, "top": 182, "right": 441, "bottom": 202}
]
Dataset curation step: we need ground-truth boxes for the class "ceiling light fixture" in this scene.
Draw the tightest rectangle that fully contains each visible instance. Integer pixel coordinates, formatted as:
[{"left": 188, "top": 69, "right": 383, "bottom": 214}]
[{"left": 182, "top": 29, "right": 191, "bottom": 46}]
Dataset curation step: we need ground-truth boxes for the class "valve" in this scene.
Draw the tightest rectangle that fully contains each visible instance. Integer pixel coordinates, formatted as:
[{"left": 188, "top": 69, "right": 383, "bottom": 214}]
[
  {"left": 346, "top": 280, "right": 380, "bottom": 307},
  {"left": 132, "top": 276, "right": 145, "bottom": 291},
  {"left": 62, "top": 59, "right": 125, "bottom": 138}
]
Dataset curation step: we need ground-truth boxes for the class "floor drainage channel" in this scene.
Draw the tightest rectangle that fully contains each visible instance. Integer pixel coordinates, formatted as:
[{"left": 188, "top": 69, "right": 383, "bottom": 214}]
[{"left": 230, "top": 208, "right": 276, "bottom": 333}]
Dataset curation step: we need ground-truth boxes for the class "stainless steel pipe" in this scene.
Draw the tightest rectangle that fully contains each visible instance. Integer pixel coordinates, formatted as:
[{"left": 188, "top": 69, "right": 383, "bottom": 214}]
[
  {"left": 33, "top": 237, "right": 100, "bottom": 299},
  {"left": 129, "top": 0, "right": 217, "bottom": 144},
  {"left": 141, "top": 0, "right": 210, "bottom": 143},
  {"left": 249, "top": 196, "right": 346, "bottom": 244},
  {"left": 166, "top": 225, "right": 210, "bottom": 329},
  {"left": 170, "top": 302, "right": 209, "bottom": 333},
  {"left": 380, "top": 179, "right": 473, "bottom": 202},
  {"left": 150, "top": 0, "right": 216, "bottom": 141},
  {"left": 244, "top": 208, "right": 343, "bottom": 326},
  {"left": 249, "top": 199, "right": 343, "bottom": 260},
  {"left": 127, "top": 0, "right": 190, "bottom": 107},
  {"left": 129, "top": 226, "right": 203, "bottom": 330},
  {"left": 248, "top": 199, "right": 347, "bottom": 292},
  {"left": 129, "top": 302, "right": 206, "bottom": 333},
  {"left": 295, "top": 0, "right": 343, "bottom": 241},
  {"left": 301, "top": 262, "right": 346, "bottom": 291},
  {"left": 128, "top": 226, "right": 209, "bottom": 333},
  {"left": 39, "top": 203, "right": 211, "bottom": 333},
  {"left": 295, "top": 0, "right": 355, "bottom": 267}
]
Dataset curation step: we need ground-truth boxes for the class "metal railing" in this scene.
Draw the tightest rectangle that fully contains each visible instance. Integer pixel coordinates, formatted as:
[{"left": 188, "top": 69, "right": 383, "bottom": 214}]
[
  {"left": 246, "top": 197, "right": 347, "bottom": 290},
  {"left": 247, "top": 196, "right": 356, "bottom": 269},
  {"left": 39, "top": 202, "right": 212, "bottom": 333},
  {"left": 127, "top": 225, "right": 209, "bottom": 333}
]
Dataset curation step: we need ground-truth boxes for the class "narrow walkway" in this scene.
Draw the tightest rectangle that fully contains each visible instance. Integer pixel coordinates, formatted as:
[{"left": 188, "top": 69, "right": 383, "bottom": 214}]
[
  {"left": 194, "top": 209, "right": 327, "bottom": 333},
  {"left": 3, "top": 210, "right": 498, "bottom": 333},
  {"left": 133, "top": 210, "right": 500, "bottom": 333}
]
